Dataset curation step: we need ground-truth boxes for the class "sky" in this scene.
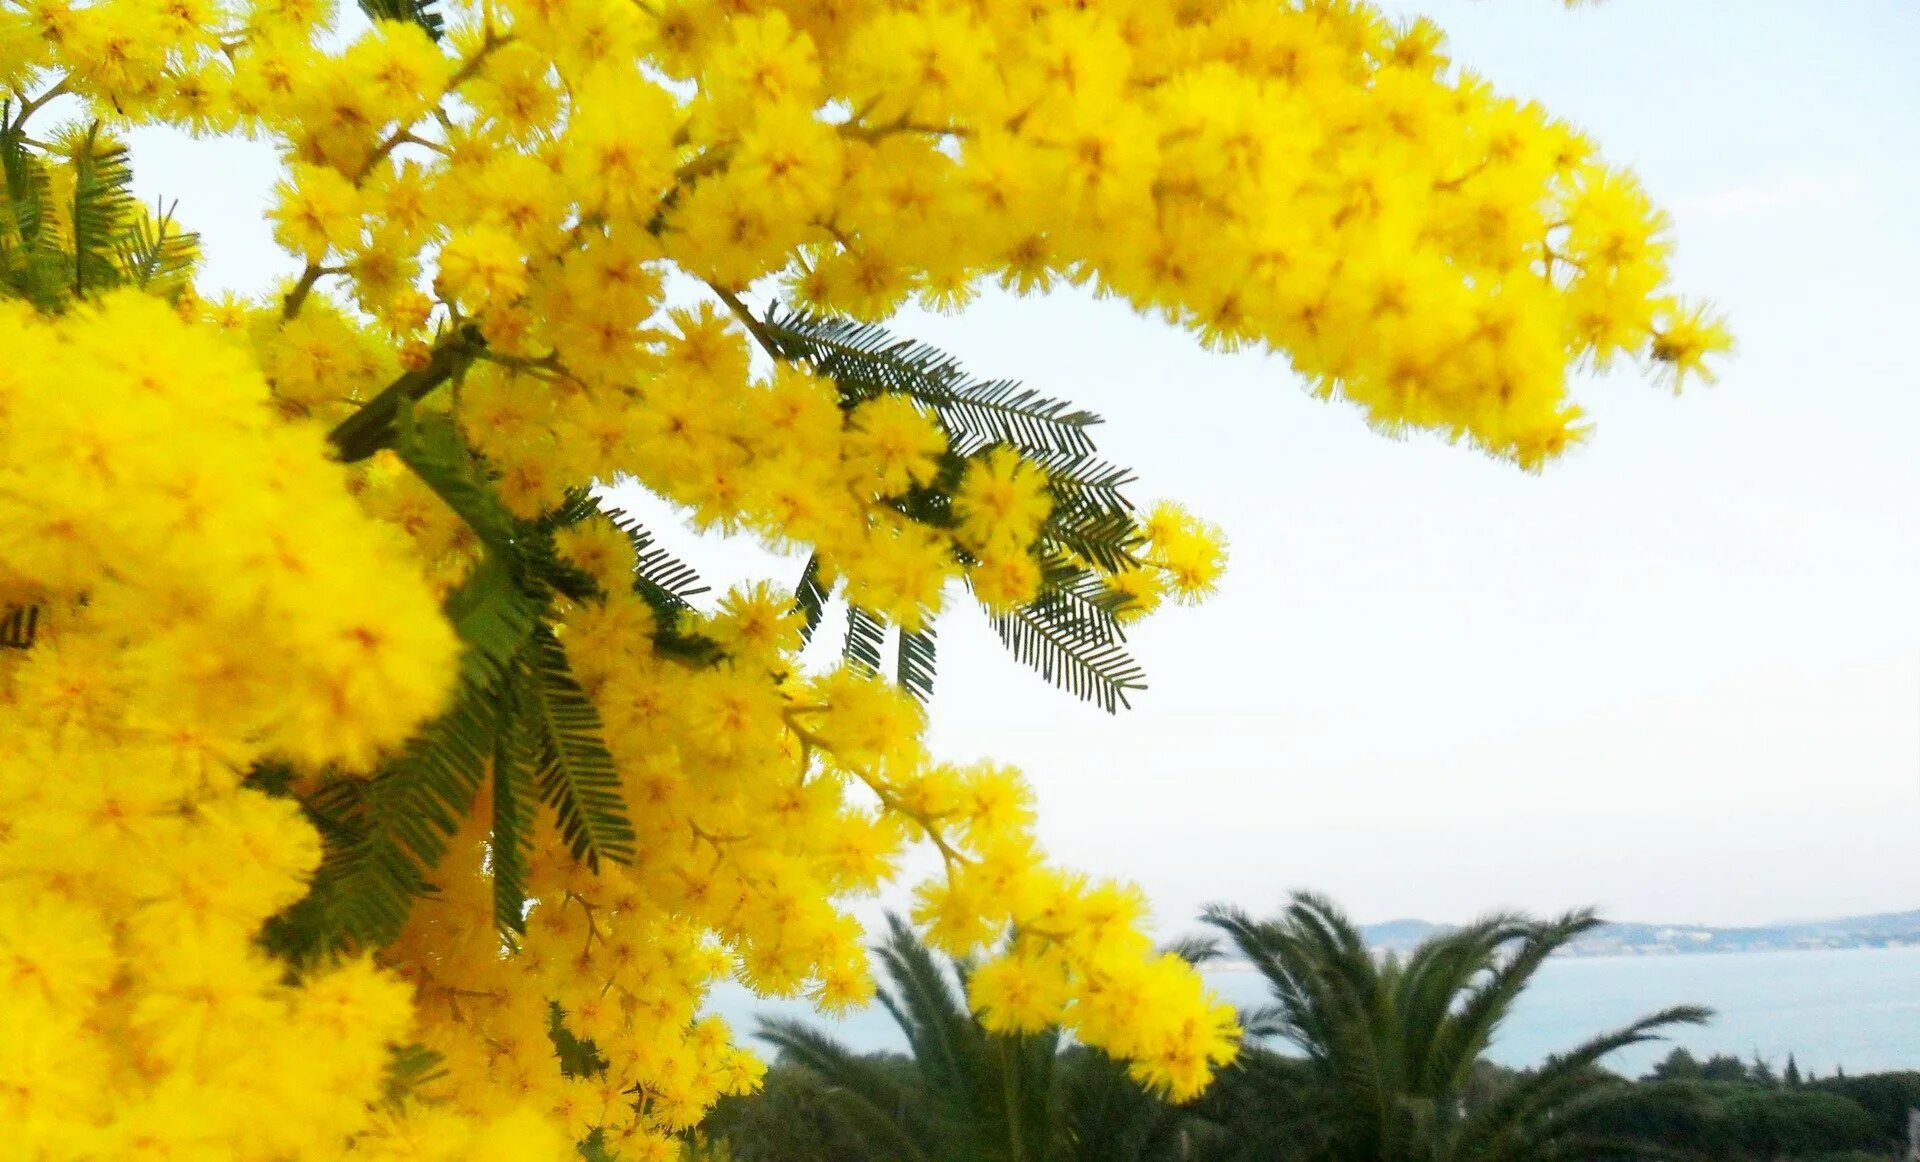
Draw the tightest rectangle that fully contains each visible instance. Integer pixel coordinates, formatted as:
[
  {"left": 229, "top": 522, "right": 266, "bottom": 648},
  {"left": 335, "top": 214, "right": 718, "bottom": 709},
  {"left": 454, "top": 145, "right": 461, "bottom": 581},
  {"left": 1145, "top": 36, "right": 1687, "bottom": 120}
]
[{"left": 132, "top": 1, "right": 1920, "bottom": 931}]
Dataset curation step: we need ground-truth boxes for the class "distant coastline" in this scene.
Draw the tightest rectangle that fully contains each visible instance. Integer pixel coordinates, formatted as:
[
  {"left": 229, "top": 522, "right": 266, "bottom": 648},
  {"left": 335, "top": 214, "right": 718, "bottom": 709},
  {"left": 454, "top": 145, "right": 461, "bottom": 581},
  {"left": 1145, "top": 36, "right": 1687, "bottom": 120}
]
[{"left": 1353, "top": 909, "right": 1920, "bottom": 958}]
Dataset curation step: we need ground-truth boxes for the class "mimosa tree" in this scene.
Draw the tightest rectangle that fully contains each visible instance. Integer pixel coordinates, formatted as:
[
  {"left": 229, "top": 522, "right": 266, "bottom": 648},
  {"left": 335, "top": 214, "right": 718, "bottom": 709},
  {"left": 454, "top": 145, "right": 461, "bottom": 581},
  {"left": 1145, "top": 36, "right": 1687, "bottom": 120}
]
[{"left": 0, "top": 0, "right": 1727, "bottom": 1156}]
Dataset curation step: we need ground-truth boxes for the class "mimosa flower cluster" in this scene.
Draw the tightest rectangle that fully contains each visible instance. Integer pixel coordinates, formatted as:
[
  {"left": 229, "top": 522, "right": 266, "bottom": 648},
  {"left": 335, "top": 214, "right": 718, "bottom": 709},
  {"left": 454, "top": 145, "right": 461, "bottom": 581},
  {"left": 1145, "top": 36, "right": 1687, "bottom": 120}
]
[
  {"left": 0, "top": 296, "right": 556, "bottom": 1156},
  {"left": 0, "top": 0, "right": 1727, "bottom": 1156}
]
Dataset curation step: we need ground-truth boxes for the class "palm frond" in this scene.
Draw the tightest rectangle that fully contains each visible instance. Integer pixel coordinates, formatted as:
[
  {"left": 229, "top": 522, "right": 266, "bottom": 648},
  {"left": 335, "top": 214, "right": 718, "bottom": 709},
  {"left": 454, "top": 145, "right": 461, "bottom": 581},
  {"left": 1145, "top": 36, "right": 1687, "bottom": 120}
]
[
  {"left": 1396, "top": 912, "right": 1532, "bottom": 1098},
  {"left": 755, "top": 1016, "right": 941, "bottom": 1162},
  {"left": 1205, "top": 895, "right": 1404, "bottom": 1156},
  {"left": 1425, "top": 909, "right": 1603, "bottom": 1097},
  {"left": 1161, "top": 934, "right": 1223, "bottom": 966},
  {"left": 872, "top": 914, "right": 974, "bottom": 1095},
  {"left": 1062, "top": 1044, "right": 1223, "bottom": 1161},
  {"left": 1452, "top": 1005, "right": 1712, "bottom": 1159}
]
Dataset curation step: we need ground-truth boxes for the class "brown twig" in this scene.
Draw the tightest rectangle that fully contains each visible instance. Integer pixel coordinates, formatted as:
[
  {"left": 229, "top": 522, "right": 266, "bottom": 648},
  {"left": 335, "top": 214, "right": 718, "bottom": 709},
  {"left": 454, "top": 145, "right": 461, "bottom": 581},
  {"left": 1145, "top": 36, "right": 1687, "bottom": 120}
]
[{"left": 327, "top": 324, "right": 488, "bottom": 461}]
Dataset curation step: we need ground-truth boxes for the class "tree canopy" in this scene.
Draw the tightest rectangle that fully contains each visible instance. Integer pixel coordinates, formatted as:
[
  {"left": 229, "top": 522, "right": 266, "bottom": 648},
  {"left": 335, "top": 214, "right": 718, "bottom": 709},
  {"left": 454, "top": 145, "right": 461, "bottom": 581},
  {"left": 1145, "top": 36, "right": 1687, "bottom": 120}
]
[
  {"left": 1203, "top": 893, "right": 1710, "bottom": 1161},
  {"left": 0, "top": 0, "right": 1726, "bottom": 1157}
]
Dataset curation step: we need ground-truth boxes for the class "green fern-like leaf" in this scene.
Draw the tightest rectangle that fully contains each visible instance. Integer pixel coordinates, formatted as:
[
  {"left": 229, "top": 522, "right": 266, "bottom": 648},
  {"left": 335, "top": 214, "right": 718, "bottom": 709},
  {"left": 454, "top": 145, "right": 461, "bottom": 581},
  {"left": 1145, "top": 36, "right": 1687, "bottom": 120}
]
[
  {"left": 761, "top": 306, "right": 1101, "bottom": 457},
  {"left": 990, "top": 603, "right": 1146, "bottom": 713},
  {"left": 761, "top": 305, "right": 964, "bottom": 402},
  {"left": 763, "top": 305, "right": 1160, "bottom": 708},
  {"left": 536, "top": 486, "right": 604, "bottom": 533},
  {"left": 937, "top": 378, "right": 1101, "bottom": 458},
  {"left": 0, "top": 122, "right": 60, "bottom": 309},
  {"left": 524, "top": 625, "right": 634, "bottom": 868},
  {"left": 282, "top": 669, "right": 501, "bottom": 956},
  {"left": 443, "top": 551, "right": 543, "bottom": 688},
  {"left": 896, "top": 624, "right": 936, "bottom": 703},
  {"left": 1026, "top": 558, "right": 1134, "bottom": 643},
  {"left": 605, "top": 508, "right": 709, "bottom": 615},
  {"left": 1028, "top": 452, "right": 1142, "bottom": 573},
  {"left": 269, "top": 545, "right": 551, "bottom": 957},
  {"left": 489, "top": 679, "right": 536, "bottom": 938},
  {"left": 516, "top": 531, "right": 602, "bottom": 608},
  {"left": 1029, "top": 450, "right": 1136, "bottom": 503},
  {"left": 357, "top": 0, "right": 445, "bottom": 37},
  {"left": 2, "top": 116, "right": 199, "bottom": 311},
  {"left": 398, "top": 414, "right": 598, "bottom": 633},
  {"left": 2, "top": 128, "right": 72, "bottom": 310},
  {"left": 1044, "top": 507, "right": 1144, "bottom": 576},
  {"left": 64, "top": 124, "right": 137, "bottom": 299},
  {"left": 382, "top": 1043, "right": 448, "bottom": 1109},
  {"left": 394, "top": 412, "right": 520, "bottom": 556},
  {"left": 113, "top": 199, "right": 198, "bottom": 300},
  {"left": 843, "top": 605, "right": 886, "bottom": 675},
  {"left": 549, "top": 1002, "right": 610, "bottom": 1078},
  {"left": 793, "top": 552, "right": 829, "bottom": 646}
]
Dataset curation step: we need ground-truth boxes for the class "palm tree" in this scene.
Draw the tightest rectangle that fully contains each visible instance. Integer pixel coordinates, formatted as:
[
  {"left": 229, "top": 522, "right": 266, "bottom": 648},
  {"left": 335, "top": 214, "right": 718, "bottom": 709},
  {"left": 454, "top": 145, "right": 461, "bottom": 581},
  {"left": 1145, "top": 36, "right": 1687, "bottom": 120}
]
[
  {"left": 751, "top": 915, "right": 1216, "bottom": 1162},
  {"left": 1200, "top": 892, "right": 1711, "bottom": 1162}
]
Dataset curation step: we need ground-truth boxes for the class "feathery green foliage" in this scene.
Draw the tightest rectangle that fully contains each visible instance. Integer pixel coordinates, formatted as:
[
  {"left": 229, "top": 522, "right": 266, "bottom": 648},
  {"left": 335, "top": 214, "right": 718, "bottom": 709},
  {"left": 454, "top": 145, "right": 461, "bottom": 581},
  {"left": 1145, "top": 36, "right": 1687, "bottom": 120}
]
[
  {"left": 267, "top": 428, "right": 669, "bottom": 957},
  {"left": 792, "top": 552, "right": 830, "bottom": 646},
  {"left": 758, "top": 306, "right": 1150, "bottom": 711},
  {"left": 896, "top": 624, "right": 937, "bottom": 703},
  {"left": 488, "top": 679, "right": 537, "bottom": 937},
  {"left": 1, "top": 108, "right": 200, "bottom": 311},
  {"left": 606, "top": 505, "right": 711, "bottom": 615},
  {"left": 357, "top": 0, "right": 445, "bottom": 37},
  {"left": 525, "top": 624, "right": 633, "bottom": 867},
  {"left": 113, "top": 198, "right": 197, "bottom": 297},
  {"left": 275, "top": 667, "right": 502, "bottom": 957},
  {"left": 761, "top": 306, "right": 1102, "bottom": 457},
  {"left": 66, "top": 123, "right": 135, "bottom": 298},
  {"left": 380, "top": 1043, "right": 449, "bottom": 1110},
  {"left": 989, "top": 554, "right": 1146, "bottom": 711},
  {"left": 843, "top": 605, "right": 887, "bottom": 676}
]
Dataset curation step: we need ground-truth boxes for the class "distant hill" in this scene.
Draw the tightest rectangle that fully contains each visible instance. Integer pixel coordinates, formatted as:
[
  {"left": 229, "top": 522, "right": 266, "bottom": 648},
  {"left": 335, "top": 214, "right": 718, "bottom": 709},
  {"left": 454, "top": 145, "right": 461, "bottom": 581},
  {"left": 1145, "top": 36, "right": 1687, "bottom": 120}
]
[
  {"left": 1358, "top": 910, "right": 1920, "bottom": 957},
  {"left": 1360, "top": 919, "right": 1448, "bottom": 949}
]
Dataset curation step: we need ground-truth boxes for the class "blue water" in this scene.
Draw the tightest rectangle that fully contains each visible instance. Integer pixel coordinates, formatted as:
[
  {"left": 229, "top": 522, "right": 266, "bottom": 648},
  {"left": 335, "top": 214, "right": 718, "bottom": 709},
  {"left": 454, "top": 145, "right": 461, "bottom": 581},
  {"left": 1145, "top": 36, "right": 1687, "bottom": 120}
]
[{"left": 708, "top": 946, "right": 1920, "bottom": 1077}]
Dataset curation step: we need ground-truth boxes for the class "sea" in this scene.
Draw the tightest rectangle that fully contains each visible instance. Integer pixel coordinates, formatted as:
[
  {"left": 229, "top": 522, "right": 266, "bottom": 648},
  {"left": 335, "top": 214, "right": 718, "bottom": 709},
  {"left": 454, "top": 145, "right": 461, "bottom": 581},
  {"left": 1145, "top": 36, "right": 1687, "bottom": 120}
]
[{"left": 705, "top": 946, "right": 1920, "bottom": 1077}]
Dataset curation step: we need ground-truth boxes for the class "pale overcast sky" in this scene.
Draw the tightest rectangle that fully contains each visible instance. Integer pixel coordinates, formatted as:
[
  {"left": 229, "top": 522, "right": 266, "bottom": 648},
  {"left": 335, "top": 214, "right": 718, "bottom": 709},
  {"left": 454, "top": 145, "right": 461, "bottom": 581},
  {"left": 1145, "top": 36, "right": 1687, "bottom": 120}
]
[{"left": 133, "top": 1, "right": 1918, "bottom": 929}]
